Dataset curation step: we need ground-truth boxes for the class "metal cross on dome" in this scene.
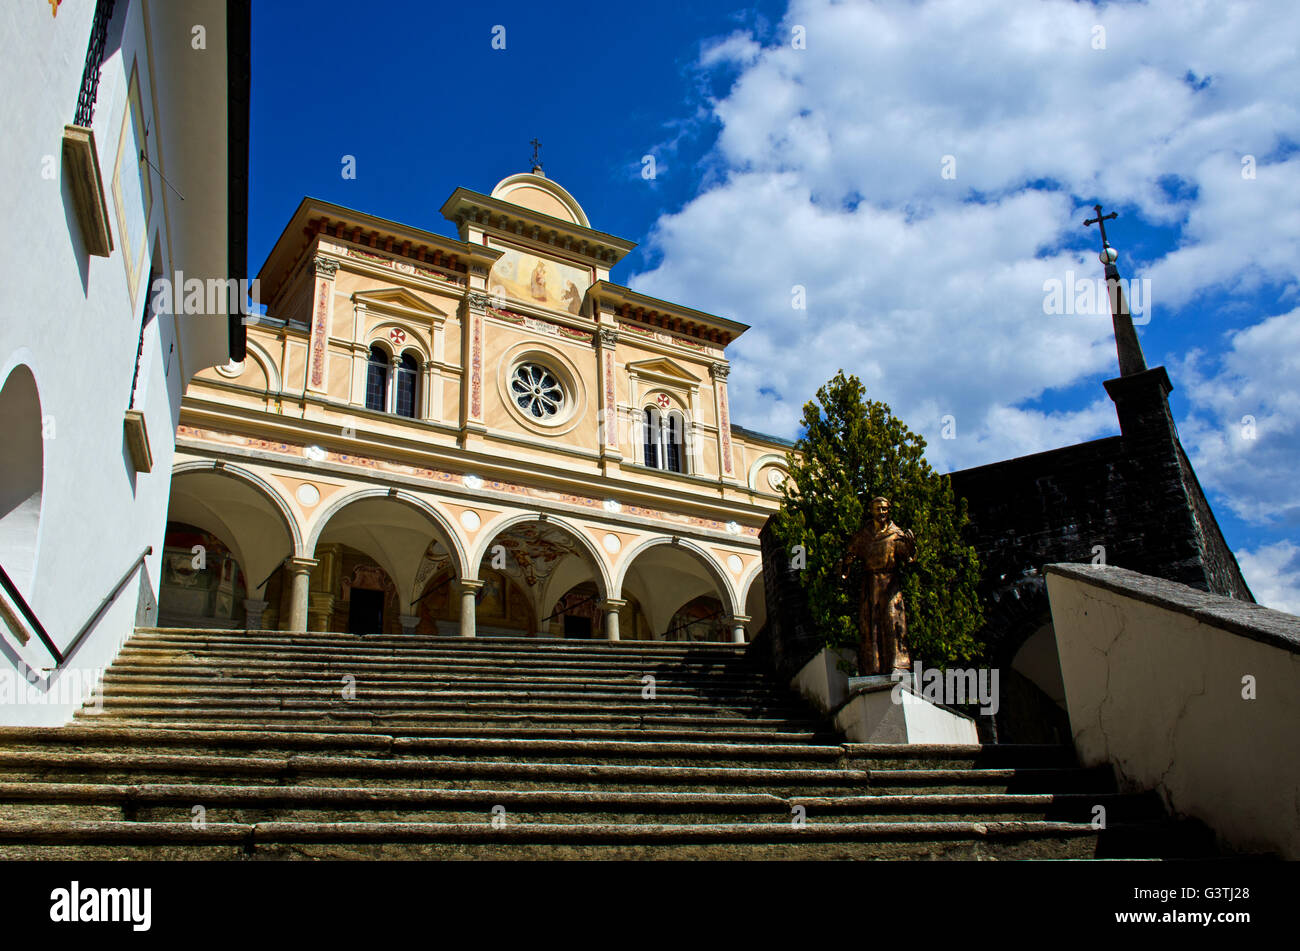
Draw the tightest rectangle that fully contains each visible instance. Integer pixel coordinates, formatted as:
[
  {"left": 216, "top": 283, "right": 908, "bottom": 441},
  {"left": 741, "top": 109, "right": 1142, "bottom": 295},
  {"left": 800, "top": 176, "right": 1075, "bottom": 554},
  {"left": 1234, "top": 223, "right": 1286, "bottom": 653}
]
[
  {"left": 655, "top": 393, "right": 671, "bottom": 409},
  {"left": 389, "top": 328, "right": 406, "bottom": 345}
]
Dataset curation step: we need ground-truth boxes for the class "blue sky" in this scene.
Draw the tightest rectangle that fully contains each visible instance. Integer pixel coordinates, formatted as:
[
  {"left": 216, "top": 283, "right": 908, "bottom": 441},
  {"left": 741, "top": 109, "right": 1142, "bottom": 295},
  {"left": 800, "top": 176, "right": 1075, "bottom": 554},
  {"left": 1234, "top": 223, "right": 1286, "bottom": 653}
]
[{"left": 249, "top": 0, "right": 1300, "bottom": 610}]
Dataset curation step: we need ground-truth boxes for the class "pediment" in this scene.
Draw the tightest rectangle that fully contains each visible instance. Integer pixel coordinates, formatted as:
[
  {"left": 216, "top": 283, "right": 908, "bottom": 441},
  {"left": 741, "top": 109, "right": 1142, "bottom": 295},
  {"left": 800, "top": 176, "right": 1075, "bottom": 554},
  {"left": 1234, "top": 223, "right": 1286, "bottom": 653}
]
[
  {"left": 625, "top": 357, "right": 699, "bottom": 384},
  {"left": 353, "top": 287, "right": 448, "bottom": 319}
]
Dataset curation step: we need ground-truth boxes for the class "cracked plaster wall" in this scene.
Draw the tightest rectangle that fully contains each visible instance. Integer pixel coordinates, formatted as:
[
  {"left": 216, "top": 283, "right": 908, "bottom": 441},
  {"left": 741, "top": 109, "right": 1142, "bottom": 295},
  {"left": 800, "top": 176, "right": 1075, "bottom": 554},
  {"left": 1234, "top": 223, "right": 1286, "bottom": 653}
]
[{"left": 1048, "top": 569, "right": 1300, "bottom": 858}]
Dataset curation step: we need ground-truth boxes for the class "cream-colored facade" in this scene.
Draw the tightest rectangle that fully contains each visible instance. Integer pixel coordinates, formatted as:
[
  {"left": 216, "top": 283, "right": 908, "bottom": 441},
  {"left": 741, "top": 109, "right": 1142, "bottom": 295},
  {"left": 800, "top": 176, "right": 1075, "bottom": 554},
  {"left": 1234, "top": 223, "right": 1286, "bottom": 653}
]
[{"left": 164, "top": 172, "right": 791, "bottom": 643}]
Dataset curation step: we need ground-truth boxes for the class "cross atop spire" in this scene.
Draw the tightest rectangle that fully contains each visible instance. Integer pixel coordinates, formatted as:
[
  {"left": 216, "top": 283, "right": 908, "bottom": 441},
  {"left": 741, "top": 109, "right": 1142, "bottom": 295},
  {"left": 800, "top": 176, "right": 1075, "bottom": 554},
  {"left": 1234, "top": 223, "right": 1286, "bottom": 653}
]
[
  {"left": 1083, "top": 202, "right": 1147, "bottom": 377},
  {"left": 530, "top": 137, "right": 544, "bottom": 177},
  {"left": 1084, "top": 203, "right": 1118, "bottom": 250}
]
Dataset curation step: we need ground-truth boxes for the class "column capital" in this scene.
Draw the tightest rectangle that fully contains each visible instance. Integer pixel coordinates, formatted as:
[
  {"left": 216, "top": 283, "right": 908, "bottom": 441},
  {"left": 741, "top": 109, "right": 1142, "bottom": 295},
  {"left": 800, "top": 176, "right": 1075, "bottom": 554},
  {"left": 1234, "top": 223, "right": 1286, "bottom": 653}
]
[
  {"left": 709, "top": 361, "right": 730, "bottom": 380},
  {"left": 596, "top": 328, "right": 619, "bottom": 349},
  {"left": 310, "top": 256, "right": 340, "bottom": 280},
  {"left": 455, "top": 578, "right": 486, "bottom": 594},
  {"left": 466, "top": 291, "right": 490, "bottom": 312},
  {"left": 598, "top": 598, "right": 627, "bottom": 612},
  {"left": 285, "top": 556, "right": 318, "bottom": 574}
]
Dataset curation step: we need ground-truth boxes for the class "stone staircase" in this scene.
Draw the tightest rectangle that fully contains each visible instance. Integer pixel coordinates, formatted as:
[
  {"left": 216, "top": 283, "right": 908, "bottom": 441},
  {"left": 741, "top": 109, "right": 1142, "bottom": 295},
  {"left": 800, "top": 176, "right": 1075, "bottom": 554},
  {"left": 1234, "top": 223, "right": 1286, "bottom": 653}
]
[{"left": 0, "top": 627, "right": 1214, "bottom": 859}]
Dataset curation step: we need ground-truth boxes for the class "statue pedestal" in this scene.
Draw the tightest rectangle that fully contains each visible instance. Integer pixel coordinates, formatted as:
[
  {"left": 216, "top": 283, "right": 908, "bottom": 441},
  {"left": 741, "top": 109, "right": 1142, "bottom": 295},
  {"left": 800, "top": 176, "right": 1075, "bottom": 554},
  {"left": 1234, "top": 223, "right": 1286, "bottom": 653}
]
[{"left": 833, "top": 678, "right": 979, "bottom": 745}]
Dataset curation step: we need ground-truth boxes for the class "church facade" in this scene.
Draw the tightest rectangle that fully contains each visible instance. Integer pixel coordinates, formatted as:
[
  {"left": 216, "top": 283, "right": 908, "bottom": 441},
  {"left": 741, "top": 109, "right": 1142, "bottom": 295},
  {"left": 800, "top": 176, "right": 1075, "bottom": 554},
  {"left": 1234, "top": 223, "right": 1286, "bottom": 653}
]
[{"left": 163, "top": 172, "right": 792, "bottom": 644}]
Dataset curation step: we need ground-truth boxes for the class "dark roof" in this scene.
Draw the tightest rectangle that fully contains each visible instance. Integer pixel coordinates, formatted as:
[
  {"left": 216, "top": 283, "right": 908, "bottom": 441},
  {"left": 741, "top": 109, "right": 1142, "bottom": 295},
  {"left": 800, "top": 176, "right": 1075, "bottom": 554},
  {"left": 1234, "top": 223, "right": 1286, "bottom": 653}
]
[{"left": 731, "top": 424, "right": 796, "bottom": 449}]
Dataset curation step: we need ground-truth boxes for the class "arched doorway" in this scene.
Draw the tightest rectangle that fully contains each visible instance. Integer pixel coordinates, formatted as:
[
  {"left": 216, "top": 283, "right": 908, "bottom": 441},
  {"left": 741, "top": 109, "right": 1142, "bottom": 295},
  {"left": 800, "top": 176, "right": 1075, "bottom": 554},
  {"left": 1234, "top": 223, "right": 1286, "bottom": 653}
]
[
  {"left": 618, "top": 539, "right": 739, "bottom": 642},
  {"left": 166, "top": 464, "right": 299, "bottom": 629},
  {"left": 308, "top": 491, "right": 464, "bottom": 634},
  {"left": 475, "top": 517, "right": 609, "bottom": 639},
  {"left": 0, "top": 365, "right": 44, "bottom": 598},
  {"left": 157, "top": 522, "right": 249, "bottom": 628}
]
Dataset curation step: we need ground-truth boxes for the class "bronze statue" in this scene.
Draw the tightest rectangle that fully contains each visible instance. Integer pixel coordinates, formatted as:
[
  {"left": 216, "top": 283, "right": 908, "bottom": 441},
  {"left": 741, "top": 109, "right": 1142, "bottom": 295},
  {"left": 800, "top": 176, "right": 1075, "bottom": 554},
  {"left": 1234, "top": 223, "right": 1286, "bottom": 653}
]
[{"left": 841, "top": 497, "right": 917, "bottom": 676}]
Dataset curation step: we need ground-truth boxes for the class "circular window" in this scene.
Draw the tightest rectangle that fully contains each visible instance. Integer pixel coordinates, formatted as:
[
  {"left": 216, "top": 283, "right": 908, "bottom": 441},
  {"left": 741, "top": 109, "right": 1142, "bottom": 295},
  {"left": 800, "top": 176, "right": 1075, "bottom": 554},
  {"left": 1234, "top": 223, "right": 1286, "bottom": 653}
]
[{"left": 510, "top": 363, "right": 565, "bottom": 419}]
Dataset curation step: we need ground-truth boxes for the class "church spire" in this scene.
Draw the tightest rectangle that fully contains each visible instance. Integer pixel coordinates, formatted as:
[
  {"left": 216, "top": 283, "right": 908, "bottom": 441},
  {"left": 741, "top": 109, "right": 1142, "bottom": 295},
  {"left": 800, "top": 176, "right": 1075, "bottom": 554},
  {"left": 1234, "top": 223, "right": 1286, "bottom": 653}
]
[{"left": 1084, "top": 203, "right": 1147, "bottom": 377}]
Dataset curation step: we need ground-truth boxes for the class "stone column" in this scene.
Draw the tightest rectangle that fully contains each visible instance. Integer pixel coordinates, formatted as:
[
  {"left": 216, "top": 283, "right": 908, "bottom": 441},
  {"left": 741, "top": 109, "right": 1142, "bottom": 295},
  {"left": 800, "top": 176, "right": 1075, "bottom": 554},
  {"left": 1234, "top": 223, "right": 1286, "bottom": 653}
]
[
  {"left": 242, "top": 599, "right": 269, "bottom": 631},
  {"left": 284, "top": 557, "right": 317, "bottom": 632},
  {"left": 387, "top": 355, "right": 401, "bottom": 414},
  {"left": 726, "top": 614, "right": 751, "bottom": 645},
  {"left": 456, "top": 579, "right": 484, "bottom": 637},
  {"left": 600, "top": 598, "right": 627, "bottom": 642},
  {"left": 399, "top": 613, "right": 420, "bottom": 635}
]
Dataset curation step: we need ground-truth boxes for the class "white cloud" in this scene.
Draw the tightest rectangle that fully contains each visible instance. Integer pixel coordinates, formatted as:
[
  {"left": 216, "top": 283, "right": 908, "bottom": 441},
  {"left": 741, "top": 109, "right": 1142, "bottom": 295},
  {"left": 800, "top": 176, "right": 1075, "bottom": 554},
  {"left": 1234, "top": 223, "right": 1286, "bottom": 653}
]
[
  {"left": 629, "top": 0, "right": 1300, "bottom": 484},
  {"left": 1175, "top": 307, "right": 1300, "bottom": 526},
  {"left": 1235, "top": 541, "right": 1300, "bottom": 616}
]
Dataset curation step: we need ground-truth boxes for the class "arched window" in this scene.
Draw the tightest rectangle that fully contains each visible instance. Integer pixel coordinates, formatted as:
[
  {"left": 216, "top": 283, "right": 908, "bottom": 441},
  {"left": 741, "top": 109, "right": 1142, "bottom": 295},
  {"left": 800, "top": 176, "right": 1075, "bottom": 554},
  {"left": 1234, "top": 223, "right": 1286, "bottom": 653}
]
[
  {"left": 643, "top": 408, "right": 660, "bottom": 468},
  {"left": 395, "top": 352, "right": 419, "bottom": 418},
  {"left": 365, "top": 345, "right": 388, "bottom": 412},
  {"left": 643, "top": 407, "right": 688, "bottom": 474},
  {"left": 665, "top": 411, "right": 684, "bottom": 473}
]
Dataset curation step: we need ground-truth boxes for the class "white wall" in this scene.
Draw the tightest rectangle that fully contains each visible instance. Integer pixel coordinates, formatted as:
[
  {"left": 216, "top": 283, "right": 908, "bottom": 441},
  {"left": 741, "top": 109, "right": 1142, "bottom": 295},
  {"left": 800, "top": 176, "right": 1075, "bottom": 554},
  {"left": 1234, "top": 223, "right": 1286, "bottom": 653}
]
[
  {"left": 1048, "top": 563, "right": 1300, "bottom": 859},
  {"left": 0, "top": 0, "right": 233, "bottom": 725}
]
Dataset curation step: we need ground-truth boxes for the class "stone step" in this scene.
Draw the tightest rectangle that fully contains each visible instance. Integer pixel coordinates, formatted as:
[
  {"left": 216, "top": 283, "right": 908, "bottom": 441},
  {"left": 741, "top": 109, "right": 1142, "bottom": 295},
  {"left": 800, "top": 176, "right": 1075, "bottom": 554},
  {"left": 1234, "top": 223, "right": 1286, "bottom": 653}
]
[
  {"left": 100, "top": 669, "right": 781, "bottom": 694},
  {"left": 0, "top": 727, "right": 1076, "bottom": 768},
  {"left": 122, "top": 638, "right": 753, "bottom": 666},
  {"left": 112, "top": 650, "right": 763, "bottom": 679},
  {"left": 0, "top": 729, "right": 1076, "bottom": 773},
  {"left": 131, "top": 628, "right": 750, "bottom": 657},
  {"left": 94, "top": 683, "right": 798, "bottom": 709},
  {"left": 64, "top": 718, "right": 834, "bottom": 745},
  {"left": 0, "top": 781, "right": 1165, "bottom": 825},
  {"left": 76, "top": 708, "right": 825, "bottom": 732},
  {"left": 0, "top": 817, "right": 1203, "bottom": 861},
  {"left": 0, "top": 749, "right": 1115, "bottom": 795},
  {"left": 85, "top": 697, "right": 818, "bottom": 721}
]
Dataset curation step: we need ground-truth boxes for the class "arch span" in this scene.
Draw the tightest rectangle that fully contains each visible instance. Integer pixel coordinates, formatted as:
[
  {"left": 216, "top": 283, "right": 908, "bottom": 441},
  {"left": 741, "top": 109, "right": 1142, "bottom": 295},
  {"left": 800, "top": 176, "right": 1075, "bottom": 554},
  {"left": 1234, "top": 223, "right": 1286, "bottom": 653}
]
[{"left": 614, "top": 535, "right": 740, "bottom": 619}]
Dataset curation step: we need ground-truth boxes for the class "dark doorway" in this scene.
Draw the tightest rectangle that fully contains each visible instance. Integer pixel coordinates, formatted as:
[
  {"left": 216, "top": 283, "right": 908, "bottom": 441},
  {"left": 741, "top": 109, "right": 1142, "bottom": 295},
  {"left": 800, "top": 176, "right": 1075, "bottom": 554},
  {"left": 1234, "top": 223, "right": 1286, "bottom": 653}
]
[
  {"left": 348, "top": 589, "right": 384, "bottom": 635},
  {"left": 563, "top": 615, "right": 593, "bottom": 639}
]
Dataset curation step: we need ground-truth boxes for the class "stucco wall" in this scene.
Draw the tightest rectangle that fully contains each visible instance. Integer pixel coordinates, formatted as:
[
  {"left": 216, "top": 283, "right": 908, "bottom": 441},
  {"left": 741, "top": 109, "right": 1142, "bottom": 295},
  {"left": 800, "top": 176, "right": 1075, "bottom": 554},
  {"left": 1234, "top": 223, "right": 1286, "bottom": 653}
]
[
  {"left": 1047, "top": 563, "right": 1300, "bottom": 858},
  {"left": 0, "top": 0, "right": 235, "bottom": 725}
]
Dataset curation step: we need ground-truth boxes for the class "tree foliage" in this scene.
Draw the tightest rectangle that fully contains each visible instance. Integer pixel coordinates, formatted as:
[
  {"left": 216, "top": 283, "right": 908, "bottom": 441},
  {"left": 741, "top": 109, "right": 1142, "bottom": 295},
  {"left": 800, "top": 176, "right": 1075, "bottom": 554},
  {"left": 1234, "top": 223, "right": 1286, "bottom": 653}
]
[{"left": 772, "top": 370, "right": 984, "bottom": 668}]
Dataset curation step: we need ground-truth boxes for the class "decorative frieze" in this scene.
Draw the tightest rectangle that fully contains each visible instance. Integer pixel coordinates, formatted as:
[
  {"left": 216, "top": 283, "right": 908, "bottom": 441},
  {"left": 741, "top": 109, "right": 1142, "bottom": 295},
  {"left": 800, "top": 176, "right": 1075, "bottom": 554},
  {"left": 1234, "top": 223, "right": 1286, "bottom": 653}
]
[
  {"left": 346, "top": 246, "right": 465, "bottom": 286},
  {"left": 487, "top": 306, "right": 594, "bottom": 343},
  {"left": 175, "top": 424, "right": 763, "bottom": 538}
]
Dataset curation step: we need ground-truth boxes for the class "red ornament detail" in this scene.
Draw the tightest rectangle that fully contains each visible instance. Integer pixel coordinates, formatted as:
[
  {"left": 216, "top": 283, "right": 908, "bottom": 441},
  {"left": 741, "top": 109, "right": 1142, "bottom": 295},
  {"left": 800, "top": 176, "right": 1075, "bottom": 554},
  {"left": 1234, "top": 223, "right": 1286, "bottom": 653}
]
[
  {"left": 389, "top": 328, "right": 407, "bottom": 345},
  {"left": 655, "top": 393, "right": 671, "bottom": 409}
]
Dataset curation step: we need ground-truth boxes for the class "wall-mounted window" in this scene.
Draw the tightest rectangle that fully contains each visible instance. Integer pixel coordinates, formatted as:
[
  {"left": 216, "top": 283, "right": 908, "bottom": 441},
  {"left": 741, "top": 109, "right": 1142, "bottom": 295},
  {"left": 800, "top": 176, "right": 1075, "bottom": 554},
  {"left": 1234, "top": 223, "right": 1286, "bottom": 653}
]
[
  {"left": 643, "top": 407, "right": 687, "bottom": 474},
  {"left": 395, "top": 352, "right": 419, "bottom": 419},
  {"left": 365, "top": 345, "right": 388, "bottom": 412}
]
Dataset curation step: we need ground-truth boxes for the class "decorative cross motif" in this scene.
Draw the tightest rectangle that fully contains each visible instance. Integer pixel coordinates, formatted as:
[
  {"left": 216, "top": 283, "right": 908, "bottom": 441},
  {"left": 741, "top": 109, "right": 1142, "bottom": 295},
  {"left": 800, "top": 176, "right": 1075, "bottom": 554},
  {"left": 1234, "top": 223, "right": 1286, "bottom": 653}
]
[
  {"left": 530, "top": 137, "right": 543, "bottom": 172},
  {"left": 388, "top": 328, "right": 407, "bottom": 346},
  {"left": 1084, "top": 203, "right": 1118, "bottom": 249},
  {"left": 655, "top": 393, "right": 671, "bottom": 409}
]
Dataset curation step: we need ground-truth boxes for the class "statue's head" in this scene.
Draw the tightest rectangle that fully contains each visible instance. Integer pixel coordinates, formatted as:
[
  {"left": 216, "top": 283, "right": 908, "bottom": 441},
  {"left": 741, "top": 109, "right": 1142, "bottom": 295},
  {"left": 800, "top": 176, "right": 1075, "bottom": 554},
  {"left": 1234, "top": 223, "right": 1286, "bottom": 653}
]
[{"left": 871, "top": 496, "right": 890, "bottom": 523}]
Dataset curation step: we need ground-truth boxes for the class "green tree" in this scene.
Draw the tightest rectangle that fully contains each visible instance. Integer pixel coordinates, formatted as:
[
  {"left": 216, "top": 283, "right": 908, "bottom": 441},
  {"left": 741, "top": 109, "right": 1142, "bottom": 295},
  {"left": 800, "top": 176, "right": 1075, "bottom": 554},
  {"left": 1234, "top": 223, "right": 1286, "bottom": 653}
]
[{"left": 772, "top": 370, "right": 984, "bottom": 669}]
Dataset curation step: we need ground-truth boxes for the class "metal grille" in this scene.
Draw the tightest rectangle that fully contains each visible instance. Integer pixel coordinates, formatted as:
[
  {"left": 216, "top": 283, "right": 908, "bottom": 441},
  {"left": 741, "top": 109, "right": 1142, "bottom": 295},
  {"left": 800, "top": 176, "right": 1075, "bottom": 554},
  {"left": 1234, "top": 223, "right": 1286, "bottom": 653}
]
[{"left": 73, "top": 0, "right": 117, "bottom": 127}]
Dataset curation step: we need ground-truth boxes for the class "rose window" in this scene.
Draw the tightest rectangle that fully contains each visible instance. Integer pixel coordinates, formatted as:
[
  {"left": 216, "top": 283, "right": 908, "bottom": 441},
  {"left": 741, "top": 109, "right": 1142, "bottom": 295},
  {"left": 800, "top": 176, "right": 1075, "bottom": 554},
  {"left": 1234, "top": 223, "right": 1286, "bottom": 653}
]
[{"left": 511, "top": 363, "right": 564, "bottom": 418}]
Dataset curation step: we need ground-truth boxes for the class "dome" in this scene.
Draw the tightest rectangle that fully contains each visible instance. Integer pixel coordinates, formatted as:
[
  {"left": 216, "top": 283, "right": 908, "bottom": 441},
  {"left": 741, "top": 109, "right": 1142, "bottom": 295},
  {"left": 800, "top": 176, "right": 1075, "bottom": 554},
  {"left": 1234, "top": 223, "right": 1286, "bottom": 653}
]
[{"left": 489, "top": 173, "right": 590, "bottom": 228}]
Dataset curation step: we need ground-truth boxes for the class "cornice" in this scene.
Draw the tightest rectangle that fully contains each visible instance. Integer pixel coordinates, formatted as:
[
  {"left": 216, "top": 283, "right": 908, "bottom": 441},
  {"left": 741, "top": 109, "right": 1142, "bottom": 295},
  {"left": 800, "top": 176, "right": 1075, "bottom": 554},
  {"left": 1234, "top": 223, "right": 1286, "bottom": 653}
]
[{"left": 440, "top": 187, "right": 637, "bottom": 266}]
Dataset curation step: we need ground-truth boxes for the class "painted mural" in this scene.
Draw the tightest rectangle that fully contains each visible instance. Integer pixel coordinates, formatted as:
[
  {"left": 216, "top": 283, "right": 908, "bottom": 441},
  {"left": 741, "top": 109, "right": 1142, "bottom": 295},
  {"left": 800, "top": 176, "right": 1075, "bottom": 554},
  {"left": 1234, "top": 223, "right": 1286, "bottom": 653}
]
[{"left": 487, "top": 240, "right": 590, "bottom": 315}]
